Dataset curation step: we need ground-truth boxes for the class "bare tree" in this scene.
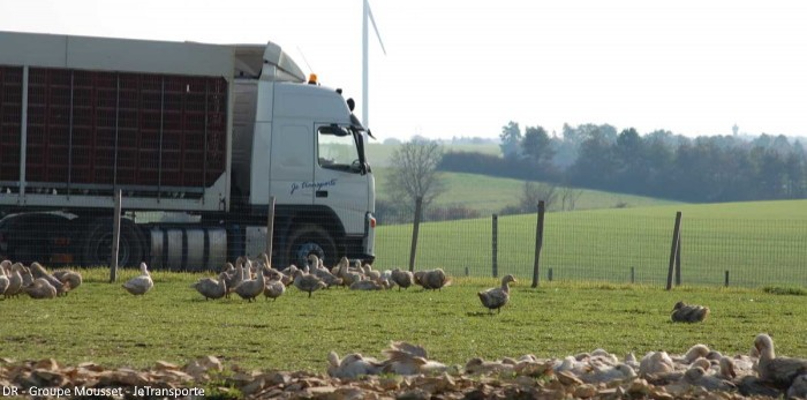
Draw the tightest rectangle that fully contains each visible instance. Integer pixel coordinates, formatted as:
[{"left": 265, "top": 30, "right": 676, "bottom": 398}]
[
  {"left": 519, "top": 181, "right": 558, "bottom": 211},
  {"left": 560, "top": 186, "right": 584, "bottom": 211},
  {"left": 386, "top": 139, "right": 447, "bottom": 213}
]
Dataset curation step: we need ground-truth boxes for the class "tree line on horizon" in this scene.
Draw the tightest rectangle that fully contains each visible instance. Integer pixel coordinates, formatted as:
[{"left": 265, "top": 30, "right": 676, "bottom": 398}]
[{"left": 439, "top": 121, "right": 807, "bottom": 203}]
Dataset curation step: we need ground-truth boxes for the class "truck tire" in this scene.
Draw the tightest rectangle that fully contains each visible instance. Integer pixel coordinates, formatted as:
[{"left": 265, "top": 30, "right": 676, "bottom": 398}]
[
  {"left": 81, "top": 218, "right": 145, "bottom": 267},
  {"left": 0, "top": 212, "right": 70, "bottom": 265},
  {"left": 285, "top": 224, "right": 337, "bottom": 268}
]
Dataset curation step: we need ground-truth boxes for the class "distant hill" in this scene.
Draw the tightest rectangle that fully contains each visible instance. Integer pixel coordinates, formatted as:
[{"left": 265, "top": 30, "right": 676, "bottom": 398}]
[{"left": 373, "top": 168, "right": 681, "bottom": 216}]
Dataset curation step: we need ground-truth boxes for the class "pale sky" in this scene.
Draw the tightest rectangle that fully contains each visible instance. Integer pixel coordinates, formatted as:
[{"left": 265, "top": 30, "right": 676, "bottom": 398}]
[{"left": 2, "top": 0, "right": 806, "bottom": 141}]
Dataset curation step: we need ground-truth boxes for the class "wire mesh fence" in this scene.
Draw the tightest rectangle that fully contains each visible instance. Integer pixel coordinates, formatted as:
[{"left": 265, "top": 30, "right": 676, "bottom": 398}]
[
  {"left": 375, "top": 207, "right": 807, "bottom": 289},
  {"left": 2, "top": 191, "right": 806, "bottom": 290}
]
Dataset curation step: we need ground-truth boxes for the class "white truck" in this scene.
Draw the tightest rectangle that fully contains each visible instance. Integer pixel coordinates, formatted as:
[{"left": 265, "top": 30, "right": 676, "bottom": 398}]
[{"left": 0, "top": 31, "right": 376, "bottom": 269}]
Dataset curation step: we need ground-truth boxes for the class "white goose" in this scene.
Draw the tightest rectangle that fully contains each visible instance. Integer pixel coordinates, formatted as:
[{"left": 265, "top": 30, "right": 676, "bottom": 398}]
[
  {"left": 122, "top": 262, "right": 154, "bottom": 295},
  {"left": 753, "top": 333, "right": 807, "bottom": 388},
  {"left": 478, "top": 274, "right": 516, "bottom": 314},
  {"left": 0, "top": 268, "right": 10, "bottom": 296},
  {"left": 24, "top": 277, "right": 57, "bottom": 299},
  {"left": 4, "top": 263, "right": 24, "bottom": 298},
  {"left": 263, "top": 276, "right": 285, "bottom": 301},
  {"left": 53, "top": 269, "right": 83, "bottom": 294},
  {"left": 233, "top": 267, "right": 265, "bottom": 302},
  {"left": 192, "top": 276, "right": 227, "bottom": 300},
  {"left": 390, "top": 268, "right": 414, "bottom": 291},
  {"left": 30, "top": 261, "right": 68, "bottom": 296}
]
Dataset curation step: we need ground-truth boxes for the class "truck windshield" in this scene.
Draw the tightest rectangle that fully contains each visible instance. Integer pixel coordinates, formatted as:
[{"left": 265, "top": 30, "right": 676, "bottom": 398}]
[{"left": 317, "top": 125, "right": 365, "bottom": 173}]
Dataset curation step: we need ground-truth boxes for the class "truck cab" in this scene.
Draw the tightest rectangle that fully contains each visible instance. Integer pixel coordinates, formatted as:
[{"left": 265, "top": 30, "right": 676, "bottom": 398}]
[{"left": 229, "top": 44, "right": 376, "bottom": 267}]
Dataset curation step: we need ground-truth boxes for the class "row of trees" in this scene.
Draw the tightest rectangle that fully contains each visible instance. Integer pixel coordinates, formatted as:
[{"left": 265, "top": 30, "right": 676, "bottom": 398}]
[
  {"left": 380, "top": 122, "right": 807, "bottom": 224},
  {"left": 491, "top": 121, "right": 807, "bottom": 202}
]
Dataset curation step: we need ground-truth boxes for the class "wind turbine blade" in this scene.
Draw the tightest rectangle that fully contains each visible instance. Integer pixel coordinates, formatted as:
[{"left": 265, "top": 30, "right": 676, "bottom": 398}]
[{"left": 368, "top": 4, "right": 387, "bottom": 55}]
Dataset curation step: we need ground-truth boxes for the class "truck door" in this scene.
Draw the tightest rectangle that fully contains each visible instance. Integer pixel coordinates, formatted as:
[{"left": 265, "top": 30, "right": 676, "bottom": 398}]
[
  {"left": 268, "top": 122, "right": 315, "bottom": 206},
  {"left": 312, "top": 124, "right": 371, "bottom": 238}
]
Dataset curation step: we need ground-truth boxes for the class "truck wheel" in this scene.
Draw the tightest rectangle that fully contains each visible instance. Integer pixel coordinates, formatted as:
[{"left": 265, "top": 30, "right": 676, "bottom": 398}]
[
  {"left": 81, "top": 218, "right": 145, "bottom": 267},
  {"left": 286, "top": 224, "right": 337, "bottom": 268}
]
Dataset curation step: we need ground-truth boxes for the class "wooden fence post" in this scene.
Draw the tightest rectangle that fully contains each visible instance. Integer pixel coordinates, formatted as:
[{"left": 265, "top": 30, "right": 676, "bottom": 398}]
[
  {"left": 266, "top": 196, "right": 276, "bottom": 263},
  {"left": 666, "top": 211, "right": 682, "bottom": 290},
  {"left": 110, "top": 189, "right": 122, "bottom": 283},
  {"left": 675, "top": 236, "right": 682, "bottom": 286},
  {"left": 491, "top": 214, "right": 498, "bottom": 278},
  {"left": 531, "top": 200, "right": 546, "bottom": 288},
  {"left": 631, "top": 267, "right": 635, "bottom": 284},
  {"left": 725, "top": 270, "right": 730, "bottom": 287},
  {"left": 408, "top": 196, "right": 423, "bottom": 272}
]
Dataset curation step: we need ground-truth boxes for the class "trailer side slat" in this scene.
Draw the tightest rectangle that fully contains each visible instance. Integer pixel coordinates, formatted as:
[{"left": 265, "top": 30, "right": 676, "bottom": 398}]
[{"left": 9, "top": 66, "right": 227, "bottom": 194}]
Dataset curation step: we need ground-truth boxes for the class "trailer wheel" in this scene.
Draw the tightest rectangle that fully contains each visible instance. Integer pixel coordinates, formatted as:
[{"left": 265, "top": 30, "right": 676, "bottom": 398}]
[
  {"left": 286, "top": 224, "right": 337, "bottom": 268},
  {"left": 81, "top": 218, "right": 145, "bottom": 267}
]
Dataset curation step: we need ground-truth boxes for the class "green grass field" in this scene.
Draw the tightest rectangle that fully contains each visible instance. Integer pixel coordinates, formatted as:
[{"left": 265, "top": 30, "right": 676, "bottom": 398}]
[
  {"left": 3, "top": 270, "right": 807, "bottom": 373},
  {"left": 373, "top": 168, "right": 680, "bottom": 215},
  {"left": 374, "top": 199, "right": 807, "bottom": 288}
]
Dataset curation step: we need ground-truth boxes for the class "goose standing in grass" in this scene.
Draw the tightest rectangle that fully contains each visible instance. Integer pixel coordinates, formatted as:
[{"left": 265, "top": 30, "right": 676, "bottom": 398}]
[
  {"left": 279, "top": 264, "right": 299, "bottom": 283},
  {"left": 24, "top": 277, "right": 58, "bottom": 299},
  {"left": 478, "top": 274, "right": 516, "bottom": 314},
  {"left": 753, "top": 333, "right": 807, "bottom": 388},
  {"left": 670, "top": 301, "right": 710, "bottom": 323},
  {"left": 263, "top": 276, "right": 285, "bottom": 301},
  {"left": 233, "top": 266, "right": 265, "bottom": 302},
  {"left": 391, "top": 268, "right": 414, "bottom": 291},
  {"left": 191, "top": 276, "right": 227, "bottom": 300},
  {"left": 255, "top": 252, "right": 271, "bottom": 270},
  {"left": 415, "top": 268, "right": 451, "bottom": 291},
  {"left": 361, "top": 263, "right": 381, "bottom": 281},
  {"left": 29, "top": 261, "right": 68, "bottom": 296},
  {"left": 335, "top": 257, "right": 361, "bottom": 287},
  {"left": 122, "top": 262, "right": 154, "bottom": 296},
  {"left": 0, "top": 268, "right": 9, "bottom": 296},
  {"left": 309, "top": 254, "right": 342, "bottom": 288},
  {"left": 19, "top": 265, "right": 33, "bottom": 287},
  {"left": 53, "top": 269, "right": 83, "bottom": 293},
  {"left": 264, "top": 267, "right": 291, "bottom": 287},
  {"left": 293, "top": 270, "right": 326, "bottom": 298},
  {"left": 219, "top": 262, "right": 238, "bottom": 298},
  {"left": 4, "top": 263, "right": 24, "bottom": 298}
]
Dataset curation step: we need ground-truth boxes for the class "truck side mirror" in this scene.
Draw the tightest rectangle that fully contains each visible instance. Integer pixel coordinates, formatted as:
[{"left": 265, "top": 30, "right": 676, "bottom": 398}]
[{"left": 319, "top": 125, "right": 350, "bottom": 137}]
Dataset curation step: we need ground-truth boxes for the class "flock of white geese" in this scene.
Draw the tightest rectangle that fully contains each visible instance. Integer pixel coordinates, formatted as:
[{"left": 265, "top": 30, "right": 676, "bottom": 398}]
[
  {"left": 1, "top": 253, "right": 508, "bottom": 313},
  {"left": 329, "top": 336, "right": 807, "bottom": 398},
  {"left": 187, "top": 253, "right": 458, "bottom": 303},
  {"left": 0, "top": 259, "right": 82, "bottom": 299}
]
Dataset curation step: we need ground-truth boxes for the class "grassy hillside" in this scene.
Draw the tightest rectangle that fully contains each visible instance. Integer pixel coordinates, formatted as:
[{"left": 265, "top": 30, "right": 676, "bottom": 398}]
[
  {"left": 374, "top": 199, "right": 807, "bottom": 288},
  {"left": 373, "top": 168, "right": 681, "bottom": 215}
]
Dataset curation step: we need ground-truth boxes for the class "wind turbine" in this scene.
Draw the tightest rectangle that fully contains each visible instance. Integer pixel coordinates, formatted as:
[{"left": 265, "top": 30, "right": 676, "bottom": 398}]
[{"left": 362, "top": 0, "right": 387, "bottom": 133}]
